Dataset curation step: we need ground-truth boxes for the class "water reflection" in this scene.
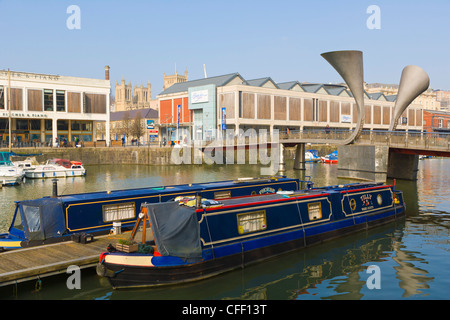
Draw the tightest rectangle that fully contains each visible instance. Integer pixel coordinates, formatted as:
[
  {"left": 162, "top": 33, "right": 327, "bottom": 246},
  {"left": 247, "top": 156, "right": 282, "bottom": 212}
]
[{"left": 392, "top": 241, "right": 434, "bottom": 298}]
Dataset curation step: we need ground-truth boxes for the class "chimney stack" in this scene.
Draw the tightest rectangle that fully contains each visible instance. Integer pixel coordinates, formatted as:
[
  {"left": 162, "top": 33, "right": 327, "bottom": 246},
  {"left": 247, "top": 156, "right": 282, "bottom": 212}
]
[{"left": 105, "top": 65, "right": 110, "bottom": 80}]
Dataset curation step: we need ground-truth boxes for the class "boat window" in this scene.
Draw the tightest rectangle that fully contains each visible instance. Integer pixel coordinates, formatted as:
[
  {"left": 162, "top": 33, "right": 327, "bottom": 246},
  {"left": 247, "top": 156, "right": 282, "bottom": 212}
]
[
  {"left": 237, "top": 210, "right": 266, "bottom": 234},
  {"left": 214, "top": 190, "right": 230, "bottom": 200},
  {"left": 103, "top": 202, "right": 136, "bottom": 222},
  {"left": 22, "top": 205, "right": 41, "bottom": 232},
  {"left": 308, "top": 202, "right": 322, "bottom": 220},
  {"left": 13, "top": 207, "right": 23, "bottom": 231}
]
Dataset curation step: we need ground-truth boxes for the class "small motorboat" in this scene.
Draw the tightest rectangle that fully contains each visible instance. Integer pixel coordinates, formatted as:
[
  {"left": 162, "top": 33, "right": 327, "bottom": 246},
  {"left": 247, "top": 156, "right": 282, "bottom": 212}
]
[
  {"left": 13, "top": 158, "right": 37, "bottom": 172},
  {"left": 305, "top": 149, "right": 321, "bottom": 162},
  {"left": 24, "top": 158, "right": 86, "bottom": 179},
  {"left": 0, "top": 152, "right": 25, "bottom": 186},
  {"left": 321, "top": 150, "right": 338, "bottom": 164}
]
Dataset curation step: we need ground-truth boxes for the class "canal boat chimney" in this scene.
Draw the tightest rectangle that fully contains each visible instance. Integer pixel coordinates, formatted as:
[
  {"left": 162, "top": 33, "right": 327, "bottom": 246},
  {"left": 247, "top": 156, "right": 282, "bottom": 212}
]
[
  {"left": 196, "top": 193, "right": 202, "bottom": 209},
  {"left": 52, "top": 179, "right": 58, "bottom": 197}
]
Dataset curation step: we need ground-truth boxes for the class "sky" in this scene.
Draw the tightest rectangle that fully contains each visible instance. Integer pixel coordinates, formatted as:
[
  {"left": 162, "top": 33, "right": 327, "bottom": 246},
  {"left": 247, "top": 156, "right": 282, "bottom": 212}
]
[{"left": 0, "top": 0, "right": 449, "bottom": 98}]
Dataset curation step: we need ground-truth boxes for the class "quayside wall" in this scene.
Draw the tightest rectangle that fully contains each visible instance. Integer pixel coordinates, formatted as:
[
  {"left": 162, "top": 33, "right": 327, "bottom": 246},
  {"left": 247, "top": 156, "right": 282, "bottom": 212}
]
[{"left": 5, "top": 145, "right": 337, "bottom": 166}]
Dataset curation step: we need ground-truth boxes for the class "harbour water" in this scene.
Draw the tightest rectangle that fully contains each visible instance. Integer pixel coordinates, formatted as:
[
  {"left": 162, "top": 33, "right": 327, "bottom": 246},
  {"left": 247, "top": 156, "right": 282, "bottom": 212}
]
[{"left": 0, "top": 158, "right": 449, "bottom": 300}]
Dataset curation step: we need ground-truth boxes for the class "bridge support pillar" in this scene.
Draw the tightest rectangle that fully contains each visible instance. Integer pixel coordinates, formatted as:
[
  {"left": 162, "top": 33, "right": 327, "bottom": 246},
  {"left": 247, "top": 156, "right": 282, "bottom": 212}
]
[
  {"left": 293, "top": 143, "right": 306, "bottom": 170},
  {"left": 338, "top": 145, "right": 420, "bottom": 181},
  {"left": 338, "top": 145, "right": 389, "bottom": 182},
  {"left": 387, "top": 151, "right": 419, "bottom": 181}
]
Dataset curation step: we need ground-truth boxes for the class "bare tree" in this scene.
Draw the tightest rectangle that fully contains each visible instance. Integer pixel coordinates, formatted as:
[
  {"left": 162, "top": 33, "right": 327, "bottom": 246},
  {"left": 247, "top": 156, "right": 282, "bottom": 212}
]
[
  {"left": 131, "top": 111, "right": 145, "bottom": 144},
  {"left": 120, "top": 111, "right": 132, "bottom": 142}
]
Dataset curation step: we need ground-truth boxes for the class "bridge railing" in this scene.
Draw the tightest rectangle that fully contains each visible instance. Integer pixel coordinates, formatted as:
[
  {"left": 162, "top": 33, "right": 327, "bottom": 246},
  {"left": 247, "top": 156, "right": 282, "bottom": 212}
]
[
  {"left": 279, "top": 129, "right": 450, "bottom": 151},
  {"left": 279, "top": 128, "right": 354, "bottom": 141},
  {"left": 358, "top": 130, "right": 450, "bottom": 150}
]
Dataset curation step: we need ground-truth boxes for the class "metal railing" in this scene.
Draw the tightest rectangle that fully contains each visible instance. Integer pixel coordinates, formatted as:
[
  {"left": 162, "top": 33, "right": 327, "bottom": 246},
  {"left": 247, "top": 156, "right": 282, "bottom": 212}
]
[{"left": 278, "top": 129, "right": 450, "bottom": 152}]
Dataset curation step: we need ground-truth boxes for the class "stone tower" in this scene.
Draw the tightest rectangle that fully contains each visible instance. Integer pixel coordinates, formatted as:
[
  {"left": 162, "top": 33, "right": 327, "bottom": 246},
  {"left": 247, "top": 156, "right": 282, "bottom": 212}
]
[{"left": 163, "top": 68, "right": 188, "bottom": 91}]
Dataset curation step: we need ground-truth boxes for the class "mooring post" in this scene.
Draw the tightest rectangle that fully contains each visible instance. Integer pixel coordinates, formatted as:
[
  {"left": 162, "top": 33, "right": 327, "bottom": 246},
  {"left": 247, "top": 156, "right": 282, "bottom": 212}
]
[{"left": 52, "top": 179, "right": 58, "bottom": 198}]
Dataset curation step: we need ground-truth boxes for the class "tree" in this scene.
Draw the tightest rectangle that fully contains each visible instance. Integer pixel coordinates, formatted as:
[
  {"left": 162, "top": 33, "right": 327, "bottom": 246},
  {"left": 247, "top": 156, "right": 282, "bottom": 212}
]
[
  {"left": 131, "top": 111, "right": 145, "bottom": 144},
  {"left": 120, "top": 111, "right": 132, "bottom": 142}
]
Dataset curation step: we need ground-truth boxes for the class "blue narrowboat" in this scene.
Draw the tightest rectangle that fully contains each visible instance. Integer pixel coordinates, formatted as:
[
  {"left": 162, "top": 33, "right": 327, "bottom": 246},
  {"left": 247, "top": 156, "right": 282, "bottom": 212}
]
[
  {"left": 97, "top": 181, "right": 405, "bottom": 289},
  {"left": 0, "top": 176, "right": 301, "bottom": 251}
]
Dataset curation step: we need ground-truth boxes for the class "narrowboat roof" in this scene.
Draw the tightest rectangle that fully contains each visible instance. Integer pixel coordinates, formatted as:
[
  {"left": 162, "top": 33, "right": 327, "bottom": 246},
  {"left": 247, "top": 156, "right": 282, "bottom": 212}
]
[{"left": 18, "top": 177, "right": 297, "bottom": 205}]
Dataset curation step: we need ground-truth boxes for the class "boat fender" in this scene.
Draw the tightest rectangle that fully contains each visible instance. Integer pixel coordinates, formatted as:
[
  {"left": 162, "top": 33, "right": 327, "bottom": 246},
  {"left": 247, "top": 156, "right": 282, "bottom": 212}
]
[
  {"left": 35, "top": 278, "right": 42, "bottom": 292},
  {"left": 96, "top": 263, "right": 108, "bottom": 277},
  {"left": 99, "top": 251, "right": 109, "bottom": 262}
]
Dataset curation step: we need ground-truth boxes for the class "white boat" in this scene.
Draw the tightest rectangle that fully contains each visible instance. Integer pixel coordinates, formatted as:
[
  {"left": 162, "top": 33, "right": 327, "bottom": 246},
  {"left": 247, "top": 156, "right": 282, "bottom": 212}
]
[
  {"left": 25, "top": 158, "right": 86, "bottom": 179},
  {"left": 305, "top": 149, "right": 321, "bottom": 162},
  {"left": 13, "top": 158, "right": 37, "bottom": 172},
  {"left": 0, "top": 152, "right": 25, "bottom": 185}
]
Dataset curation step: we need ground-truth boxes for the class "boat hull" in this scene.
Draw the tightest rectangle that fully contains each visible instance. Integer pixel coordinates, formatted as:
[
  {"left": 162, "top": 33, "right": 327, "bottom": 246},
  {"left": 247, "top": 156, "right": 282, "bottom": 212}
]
[
  {"left": 0, "top": 174, "right": 24, "bottom": 186},
  {"left": 25, "top": 168, "right": 86, "bottom": 179},
  {"left": 99, "top": 184, "right": 405, "bottom": 289}
]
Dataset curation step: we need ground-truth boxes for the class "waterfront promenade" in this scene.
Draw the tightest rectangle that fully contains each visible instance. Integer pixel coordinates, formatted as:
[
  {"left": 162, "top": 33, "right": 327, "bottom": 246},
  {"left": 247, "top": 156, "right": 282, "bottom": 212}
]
[{"left": 0, "top": 234, "right": 125, "bottom": 287}]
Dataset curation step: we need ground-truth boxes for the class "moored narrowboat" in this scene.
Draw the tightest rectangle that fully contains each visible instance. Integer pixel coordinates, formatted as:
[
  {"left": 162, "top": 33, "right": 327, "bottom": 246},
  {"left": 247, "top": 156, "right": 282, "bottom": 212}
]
[
  {"left": 0, "top": 176, "right": 301, "bottom": 251},
  {"left": 97, "top": 181, "right": 405, "bottom": 289}
]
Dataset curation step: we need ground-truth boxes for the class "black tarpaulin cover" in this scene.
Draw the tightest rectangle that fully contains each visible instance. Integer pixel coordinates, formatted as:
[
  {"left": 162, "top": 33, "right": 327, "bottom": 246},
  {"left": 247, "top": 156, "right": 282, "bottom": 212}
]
[
  {"left": 19, "top": 198, "right": 66, "bottom": 241},
  {"left": 143, "top": 201, "right": 202, "bottom": 259}
]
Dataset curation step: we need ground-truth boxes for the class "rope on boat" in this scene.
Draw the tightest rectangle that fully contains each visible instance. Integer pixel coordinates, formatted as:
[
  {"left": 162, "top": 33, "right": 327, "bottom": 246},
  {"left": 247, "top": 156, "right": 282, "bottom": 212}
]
[{"left": 295, "top": 200, "right": 306, "bottom": 247}]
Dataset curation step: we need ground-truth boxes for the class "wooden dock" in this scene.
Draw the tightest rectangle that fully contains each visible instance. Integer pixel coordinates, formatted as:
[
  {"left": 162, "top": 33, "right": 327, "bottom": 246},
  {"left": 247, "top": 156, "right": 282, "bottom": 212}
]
[{"left": 0, "top": 234, "right": 126, "bottom": 287}]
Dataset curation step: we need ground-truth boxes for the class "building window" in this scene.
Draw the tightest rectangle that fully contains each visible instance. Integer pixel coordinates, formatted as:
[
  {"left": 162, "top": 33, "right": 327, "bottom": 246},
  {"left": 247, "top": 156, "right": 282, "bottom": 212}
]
[
  {"left": 44, "top": 89, "right": 54, "bottom": 111},
  {"left": 30, "top": 120, "right": 41, "bottom": 131},
  {"left": 57, "top": 120, "right": 69, "bottom": 131},
  {"left": 82, "top": 122, "right": 92, "bottom": 132},
  {"left": 237, "top": 210, "right": 266, "bottom": 234},
  {"left": 44, "top": 119, "right": 52, "bottom": 131},
  {"left": 56, "top": 90, "right": 65, "bottom": 112},
  {"left": 0, "top": 86, "right": 4, "bottom": 109},
  {"left": 16, "top": 119, "right": 29, "bottom": 131},
  {"left": 71, "top": 121, "right": 81, "bottom": 131}
]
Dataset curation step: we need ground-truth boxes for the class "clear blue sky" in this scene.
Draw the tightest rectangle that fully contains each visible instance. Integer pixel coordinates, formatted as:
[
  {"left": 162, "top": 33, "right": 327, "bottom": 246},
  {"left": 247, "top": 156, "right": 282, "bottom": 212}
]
[{"left": 1, "top": 0, "right": 449, "bottom": 97}]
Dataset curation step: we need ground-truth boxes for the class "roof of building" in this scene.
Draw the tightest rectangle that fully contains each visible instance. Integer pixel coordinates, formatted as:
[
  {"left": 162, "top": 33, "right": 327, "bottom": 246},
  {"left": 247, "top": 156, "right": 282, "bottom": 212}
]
[
  {"left": 277, "top": 81, "right": 304, "bottom": 91},
  {"left": 157, "top": 72, "right": 394, "bottom": 102},
  {"left": 110, "top": 108, "right": 158, "bottom": 121},
  {"left": 246, "top": 77, "right": 279, "bottom": 89},
  {"left": 158, "top": 73, "right": 246, "bottom": 95}
]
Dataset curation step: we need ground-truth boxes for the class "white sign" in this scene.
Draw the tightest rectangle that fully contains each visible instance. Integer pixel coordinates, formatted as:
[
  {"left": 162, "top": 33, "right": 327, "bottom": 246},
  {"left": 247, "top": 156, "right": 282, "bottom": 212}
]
[
  {"left": 191, "top": 90, "right": 209, "bottom": 104},
  {"left": 1, "top": 111, "right": 48, "bottom": 118},
  {"left": 341, "top": 115, "right": 352, "bottom": 123}
]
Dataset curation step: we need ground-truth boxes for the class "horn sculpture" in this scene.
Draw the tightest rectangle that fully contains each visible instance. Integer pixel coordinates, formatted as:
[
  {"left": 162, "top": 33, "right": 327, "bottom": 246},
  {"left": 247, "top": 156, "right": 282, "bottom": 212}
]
[
  {"left": 321, "top": 50, "right": 365, "bottom": 144},
  {"left": 389, "top": 65, "right": 429, "bottom": 131}
]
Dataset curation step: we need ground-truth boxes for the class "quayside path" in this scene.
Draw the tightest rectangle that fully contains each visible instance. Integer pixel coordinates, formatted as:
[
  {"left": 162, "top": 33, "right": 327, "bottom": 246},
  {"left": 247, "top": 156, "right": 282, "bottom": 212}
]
[{"left": 0, "top": 234, "right": 127, "bottom": 287}]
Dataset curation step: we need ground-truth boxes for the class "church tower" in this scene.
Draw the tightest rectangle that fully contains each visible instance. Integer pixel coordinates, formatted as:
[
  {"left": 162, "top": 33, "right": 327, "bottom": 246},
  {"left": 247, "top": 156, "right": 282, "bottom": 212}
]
[{"left": 163, "top": 67, "right": 188, "bottom": 91}]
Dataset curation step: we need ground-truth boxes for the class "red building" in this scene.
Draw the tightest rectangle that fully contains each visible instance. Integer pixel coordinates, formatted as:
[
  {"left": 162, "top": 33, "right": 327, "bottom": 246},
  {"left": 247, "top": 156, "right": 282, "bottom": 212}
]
[{"left": 423, "top": 110, "right": 450, "bottom": 133}]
